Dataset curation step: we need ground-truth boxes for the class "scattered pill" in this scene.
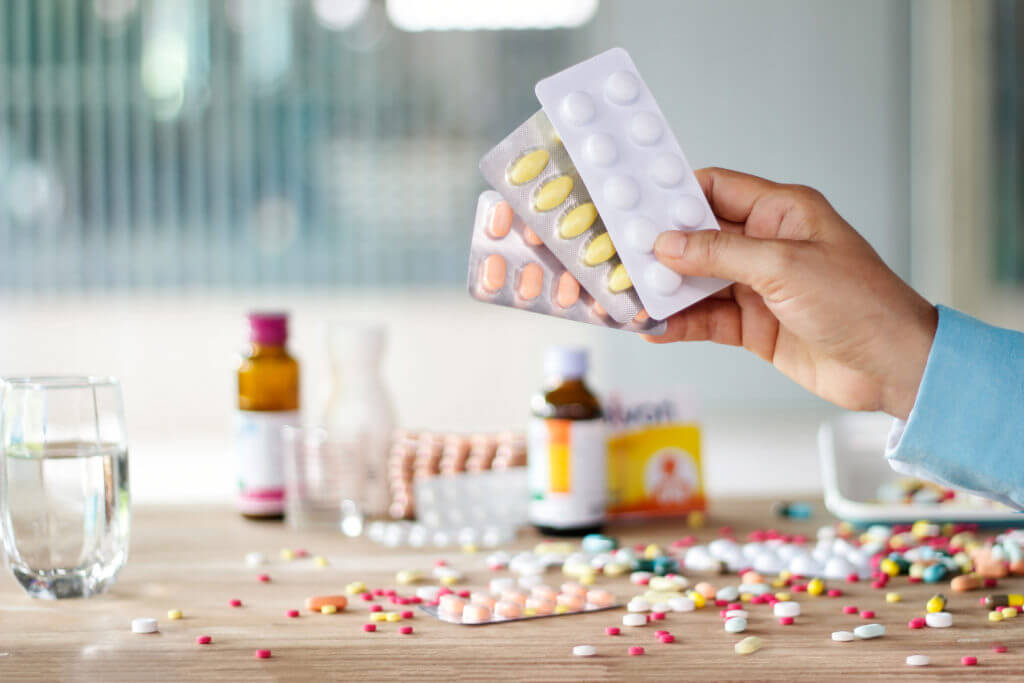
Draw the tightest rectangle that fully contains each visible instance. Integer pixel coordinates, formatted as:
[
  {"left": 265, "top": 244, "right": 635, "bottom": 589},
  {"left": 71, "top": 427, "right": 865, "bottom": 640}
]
[
  {"left": 606, "top": 626, "right": 620, "bottom": 636},
  {"left": 1000, "top": 607, "right": 1018, "bottom": 618},
  {"left": 280, "top": 549, "right": 295, "bottom": 561},
  {"left": 853, "top": 623, "right": 885, "bottom": 639},
  {"left": 925, "top": 612, "right": 953, "bottom": 628},
  {"left": 773, "top": 601, "right": 800, "bottom": 618},
  {"left": 363, "top": 623, "right": 376, "bottom": 632},
  {"left": 167, "top": 609, "right": 182, "bottom": 620},
  {"left": 400, "top": 626, "right": 414, "bottom": 635},
  {"left": 992, "top": 644, "right": 1007, "bottom": 653},
  {"left": 961, "top": 656, "right": 978, "bottom": 666},
  {"left": 229, "top": 599, "right": 242, "bottom": 608},
  {"left": 628, "top": 646, "right": 645, "bottom": 656},
  {"left": 885, "top": 592, "right": 901, "bottom": 603},
  {"left": 312, "top": 555, "right": 328, "bottom": 568},
  {"left": 196, "top": 635, "right": 212, "bottom": 645},
  {"left": 257, "top": 574, "right": 271, "bottom": 583},
  {"left": 306, "top": 595, "right": 347, "bottom": 613},
  {"left": 385, "top": 612, "right": 402, "bottom": 623},
  {"left": 725, "top": 617, "right": 748, "bottom": 633},
  {"left": 245, "top": 552, "right": 266, "bottom": 567},
  {"left": 843, "top": 605, "right": 858, "bottom": 615},
  {"left": 572, "top": 645, "right": 597, "bottom": 657},
  {"left": 905, "top": 654, "right": 930, "bottom": 667},
  {"left": 287, "top": 609, "right": 300, "bottom": 618},
  {"left": 859, "top": 610, "right": 875, "bottom": 619},
  {"left": 369, "top": 604, "right": 383, "bottom": 613},
  {"left": 831, "top": 631, "right": 855, "bottom": 642},
  {"left": 131, "top": 618, "right": 158, "bottom": 634},
  {"left": 926, "top": 594, "right": 946, "bottom": 613},
  {"left": 989, "top": 611, "right": 1004, "bottom": 622},
  {"left": 908, "top": 617, "right": 926, "bottom": 629},
  {"left": 778, "top": 616, "right": 794, "bottom": 626},
  {"left": 659, "top": 634, "right": 675, "bottom": 643},
  {"left": 623, "top": 613, "right": 647, "bottom": 627},
  {"left": 370, "top": 612, "right": 387, "bottom": 622},
  {"left": 255, "top": 649, "right": 271, "bottom": 659},
  {"left": 734, "top": 636, "right": 763, "bottom": 655},
  {"left": 321, "top": 605, "right": 338, "bottom": 615}
]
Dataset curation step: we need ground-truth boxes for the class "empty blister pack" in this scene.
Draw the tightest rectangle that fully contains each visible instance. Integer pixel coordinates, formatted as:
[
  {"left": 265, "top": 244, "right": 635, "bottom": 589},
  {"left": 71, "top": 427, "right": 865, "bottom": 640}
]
[
  {"left": 479, "top": 111, "right": 644, "bottom": 324},
  {"left": 535, "top": 47, "right": 731, "bottom": 321},
  {"left": 468, "top": 190, "right": 665, "bottom": 335}
]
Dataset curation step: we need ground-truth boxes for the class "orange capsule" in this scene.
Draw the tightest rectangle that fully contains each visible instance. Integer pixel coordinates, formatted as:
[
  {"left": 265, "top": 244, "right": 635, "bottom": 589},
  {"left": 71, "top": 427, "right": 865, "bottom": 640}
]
[
  {"left": 522, "top": 226, "right": 543, "bottom": 246},
  {"left": 633, "top": 310, "right": 650, "bottom": 323},
  {"left": 304, "top": 595, "right": 348, "bottom": 613},
  {"left": 487, "top": 201, "right": 513, "bottom": 239},
  {"left": 555, "top": 272, "right": 580, "bottom": 309},
  {"left": 481, "top": 254, "right": 507, "bottom": 292},
  {"left": 517, "top": 263, "right": 543, "bottom": 300}
]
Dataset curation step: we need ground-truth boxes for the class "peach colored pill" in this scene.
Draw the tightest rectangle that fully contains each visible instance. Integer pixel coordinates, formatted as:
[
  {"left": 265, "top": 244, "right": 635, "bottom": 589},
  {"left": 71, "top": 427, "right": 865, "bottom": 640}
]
[
  {"left": 305, "top": 595, "right": 347, "bottom": 613},
  {"left": 951, "top": 574, "right": 981, "bottom": 592},
  {"left": 557, "top": 593, "right": 584, "bottom": 610},
  {"left": 517, "top": 263, "right": 543, "bottom": 301},
  {"left": 462, "top": 603, "right": 492, "bottom": 623},
  {"left": 501, "top": 590, "right": 529, "bottom": 606},
  {"left": 470, "top": 593, "right": 497, "bottom": 610},
  {"left": 634, "top": 310, "right": 650, "bottom": 323},
  {"left": 586, "top": 589, "right": 615, "bottom": 608},
  {"left": 481, "top": 254, "right": 506, "bottom": 293},
  {"left": 555, "top": 272, "right": 580, "bottom": 308},
  {"left": 592, "top": 301, "right": 607, "bottom": 317},
  {"left": 525, "top": 597, "right": 554, "bottom": 615},
  {"left": 487, "top": 201, "right": 514, "bottom": 239},
  {"left": 495, "top": 600, "right": 523, "bottom": 619},
  {"left": 531, "top": 585, "right": 558, "bottom": 603},
  {"left": 561, "top": 582, "right": 587, "bottom": 598},
  {"left": 694, "top": 582, "right": 716, "bottom": 599},
  {"left": 522, "top": 226, "right": 543, "bottom": 246},
  {"left": 439, "top": 595, "right": 467, "bottom": 615}
]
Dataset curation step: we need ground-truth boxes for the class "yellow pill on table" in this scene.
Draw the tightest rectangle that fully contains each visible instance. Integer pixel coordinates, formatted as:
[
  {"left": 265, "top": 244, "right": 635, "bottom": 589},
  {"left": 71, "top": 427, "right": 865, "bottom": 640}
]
[
  {"left": 1001, "top": 607, "right": 1018, "bottom": 618},
  {"left": 775, "top": 592, "right": 791, "bottom": 602},
  {"left": 643, "top": 544, "right": 661, "bottom": 560},
  {"left": 687, "top": 591, "right": 706, "bottom": 609},
  {"left": 320, "top": 604, "right": 338, "bottom": 615},
  {"left": 885, "top": 592, "right": 901, "bottom": 603},
  {"left": 558, "top": 202, "right": 598, "bottom": 239},
  {"left": 280, "top": 549, "right": 295, "bottom": 561},
  {"left": 396, "top": 570, "right": 422, "bottom": 586},
  {"left": 313, "top": 556, "right": 328, "bottom": 568},
  {"left": 554, "top": 604, "right": 569, "bottom": 614},
  {"left": 346, "top": 581, "right": 367, "bottom": 595},
  {"left": 579, "top": 573, "right": 596, "bottom": 586},
  {"left": 990, "top": 611, "right": 1004, "bottom": 622},
  {"left": 880, "top": 559, "right": 900, "bottom": 577},
  {"left": 740, "top": 594, "right": 752, "bottom": 603},
  {"left": 508, "top": 149, "right": 550, "bottom": 185},
  {"left": 1009, "top": 595, "right": 1024, "bottom": 607},
  {"left": 167, "top": 609, "right": 183, "bottom": 620},
  {"left": 440, "top": 575, "right": 458, "bottom": 586},
  {"left": 603, "top": 562, "right": 628, "bottom": 577},
  {"left": 462, "top": 544, "right": 478, "bottom": 554},
  {"left": 533, "top": 175, "right": 574, "bottom": 212},
  {"left": 807, "top": 578, "right": 825, "bottom": 596},
  {"left": 607, "top": 264, "right": 632, "bottom": 293},
  {"left": 926, "top": 597, "right": 945, "bottom": 613},
  {"left": 687, "top": 510, "right": 706, "bottom": 528},
  {"left": 371, "top": 612, "right": 388, "bottom": 622},
  {"left": 771, "top": 578, "right": 787, "bottom": 589},
  {"left": 385, "top": 612, "right": 402, "bottom": 622}
]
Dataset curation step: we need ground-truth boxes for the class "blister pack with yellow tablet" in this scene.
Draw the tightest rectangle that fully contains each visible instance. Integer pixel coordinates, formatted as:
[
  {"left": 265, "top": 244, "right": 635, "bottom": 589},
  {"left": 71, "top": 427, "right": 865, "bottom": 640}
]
[
  {"left": 468, "top": 190, "right": 665, "bottom": 335},
  {"left": 479, "top": 110, "right": 646, "bottom": 324}
]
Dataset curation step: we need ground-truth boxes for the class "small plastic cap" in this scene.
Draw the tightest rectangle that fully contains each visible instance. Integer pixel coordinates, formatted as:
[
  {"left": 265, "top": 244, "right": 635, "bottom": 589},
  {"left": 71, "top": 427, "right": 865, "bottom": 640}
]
[
  {"left": 248, "top": 312, "right": 289, "bottom": 345},
  {"left": 544, "top": 347, "right": 588, "bottom": 379}
]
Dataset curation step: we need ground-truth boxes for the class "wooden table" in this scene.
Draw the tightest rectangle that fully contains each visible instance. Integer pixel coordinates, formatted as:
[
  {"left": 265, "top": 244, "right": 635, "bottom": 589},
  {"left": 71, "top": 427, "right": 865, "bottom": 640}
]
[{"left": 0, "top": 500, "right": 1020, "bottom": 681}]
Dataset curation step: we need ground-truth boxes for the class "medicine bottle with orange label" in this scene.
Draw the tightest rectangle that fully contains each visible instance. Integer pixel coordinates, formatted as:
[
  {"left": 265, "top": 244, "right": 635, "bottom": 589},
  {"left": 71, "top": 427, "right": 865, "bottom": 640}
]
[{"left": 527, "top": 347, "right": 607, "bottom": 535}]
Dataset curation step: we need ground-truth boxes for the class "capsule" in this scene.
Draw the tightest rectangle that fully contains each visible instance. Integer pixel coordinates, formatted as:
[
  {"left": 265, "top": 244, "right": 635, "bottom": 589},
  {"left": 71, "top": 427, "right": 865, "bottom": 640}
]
[
  {"left": 925, "top": 594, "right": 946, "bottom": 613},
  {"left": 984, "top": 594, "right": 1011, "bottom": 610}
]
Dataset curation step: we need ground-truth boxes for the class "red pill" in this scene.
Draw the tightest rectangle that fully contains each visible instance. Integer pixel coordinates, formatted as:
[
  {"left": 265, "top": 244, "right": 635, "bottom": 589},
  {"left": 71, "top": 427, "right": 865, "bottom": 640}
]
[
  {"left": 294, "top": 548, "right": 308, "bottom": 558},
  {"left": 843, "top": 606, "right": 858, "bottom": 615},
  {"left": 229, "top": 599, "right": 242, "bottom": 607},
  {"left": 255, "top": 649, "right": 271, "bottom": 659},
  {"left": 870, "top": 580, "right": 886, "bottom": 589},
  {"left": 400, "top": 626, "right": 414, "bottom": 635},
  {"left": 438, "top": 588, "right": 453, "bottom": 597},
  {"left": 992, "top": 644, "right": 1007, "bottom": 653},
  {"left": 983, "top": 578, "right": 998, "bottom": 588},
  {"left": 434, "top": 559, "right": 447, "bottom": 567},
  {"left": 196, "top": 635, "right": 212, "bottom": 645},
  {"left": 369, "top": 604, "right": 383, "bottom": 613},
  {"left": 606, "top": 626, "right": 621, "bottom": 636},
  {"left": 827, "top": 589, "right": 842, "bottom": 598},
  {"left": 793, "top": 584, "right": 807, "bottom": 593},
  {"left": 714, "top": 599, "right": 728, "bottom": 607},
  {"left": 778, "top": 616, "right": 794, "bottom": 625},
  {"left": 908, "top": 617, "right": 926, "bottom": 629},
  {"left": 409, "top": 597, "right": 422, "bottom": 604},
  {"left": 728, "top": 602, "right": 743, "bottom": 611},
  {"left": 257, "top": 574, "right": 271, "bottom": 583},
  {"left": 401, "top": 610, "right": 414, "bottom": 619},
  {"left": 385, "top": 589, "right": 397, "bottom": 597},
  {"left": 659, "top": 634, "right": 675, "bottom": 643},
  {"left": 457, "top": 590, "right": 471, "bottom": 599},
  {"left": 907, "top": 576, "right": 922, "bottom": 584},
  {"left": 846, "top": 573, "right": 859, "bottom": 583},
  {"left": 373, "top": 588, "right": 385, "bottom": 596},
  {"left": 961, "top": 656, "right": 978, "bottom": 666},
  {"left": 628, "top": 646, "right": 645, "bottom": 656},
  {"left": 361, "top": 593, "right": 374, "bottom": 602},
  {"left": 287, "top": 609, "right": 300, "bottom": 618},
  {"left": 363, "top": 623, "right": 376, "bottom": 632},
  {"left": 655, "top": 630, "right": 669, "bottom": 637},
  {"left": 398, "top": 598, "right": 411, "bottom": 606},
  {"left": 651, "top": 612, "right": 666, "bottom": 621},
  {"left": 860, "top": 610, "right": 875, "bottom": 619}
]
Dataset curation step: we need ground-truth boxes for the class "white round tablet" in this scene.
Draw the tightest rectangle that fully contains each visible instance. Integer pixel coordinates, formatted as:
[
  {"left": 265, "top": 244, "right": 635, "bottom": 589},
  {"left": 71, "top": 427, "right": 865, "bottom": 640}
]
[
  {"left": 650, "top": 154, "right": 686, "bottom": 187},
  {"left": 131, "top": 618, "right": 158, "bottom": 634},
  {"left": 583, "top": 133, "right": 617, "bottom": 167},
  {"left": 671, "top": 195, "right": 705, "bottom": 228},
  {"left": 644, "top": 262, "right": 682, "bottom": 296},
  {"left": 572, "top": 645, "right": 597, "bottom": 657},
  {"left": 925, "top": 611, "right": 953, "bottom": 628},
  {"left": 628, "top": 112, "right": 663, "bottom": 146},
  {"left": 773, "top": 601, "right": 801, "bottom": 618},
  {"left": 724, "top": 617, "right": 747, "bottom": 633},
  {"left": 603, "top": 175, "right": 640, "bottom": 209},
  {"left": 605, "top": 70, "right": 642, "bottom": 105},
  {"left": 245, "top": 551, "right": 267, "bottom": 567},
  {"left": 622, "top": 613, "right": 647, "bottom": 627},
  {"left": 906, "top": 654, "right": 930, "bottom": 667},
  {"left": 831, "top": 631, "right": 855, "bottom": 642},
  {"left": 561, "top": 91, "right": 596, "bottom": 126}
]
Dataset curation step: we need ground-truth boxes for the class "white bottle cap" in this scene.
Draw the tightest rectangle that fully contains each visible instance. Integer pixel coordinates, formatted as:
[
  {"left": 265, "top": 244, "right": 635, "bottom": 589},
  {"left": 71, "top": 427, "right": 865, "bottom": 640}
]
[{"left": 544, "top": 347, "right": 588, "bottom": 379}]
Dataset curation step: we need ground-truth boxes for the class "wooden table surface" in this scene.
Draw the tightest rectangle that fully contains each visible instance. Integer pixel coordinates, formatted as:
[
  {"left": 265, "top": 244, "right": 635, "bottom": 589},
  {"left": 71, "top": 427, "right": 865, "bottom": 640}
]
[{"left": 0, "top": 500, "right": 1020, "bottom": 681}]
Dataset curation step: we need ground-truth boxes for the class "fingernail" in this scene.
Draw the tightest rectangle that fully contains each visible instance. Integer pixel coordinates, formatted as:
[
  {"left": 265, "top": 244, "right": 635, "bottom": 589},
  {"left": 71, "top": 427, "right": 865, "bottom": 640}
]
[{"left": 654, "top": 230, "right": 686, "bottom": 258}]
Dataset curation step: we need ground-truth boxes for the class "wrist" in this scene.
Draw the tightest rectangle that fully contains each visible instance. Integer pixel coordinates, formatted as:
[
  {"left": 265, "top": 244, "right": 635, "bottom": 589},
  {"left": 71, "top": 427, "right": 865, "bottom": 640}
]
[{"left": 881, "top": 301, "right": 938, "bottom": 420}]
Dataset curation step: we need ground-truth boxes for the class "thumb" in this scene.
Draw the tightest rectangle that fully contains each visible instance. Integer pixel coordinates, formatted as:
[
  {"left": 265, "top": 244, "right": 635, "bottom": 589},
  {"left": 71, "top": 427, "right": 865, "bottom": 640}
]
[{"left": 653, "top": 228, "right": 792, "bottom": 288}]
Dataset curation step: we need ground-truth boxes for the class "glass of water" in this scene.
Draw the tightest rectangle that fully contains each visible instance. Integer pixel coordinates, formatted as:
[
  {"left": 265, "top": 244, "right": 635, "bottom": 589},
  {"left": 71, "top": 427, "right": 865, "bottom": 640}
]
[
  {"left": 0, "top": 376, "right": 130, "bottom": 599},
  {"left": 281, "top": 426, "right": 364, "bottom": 536}
]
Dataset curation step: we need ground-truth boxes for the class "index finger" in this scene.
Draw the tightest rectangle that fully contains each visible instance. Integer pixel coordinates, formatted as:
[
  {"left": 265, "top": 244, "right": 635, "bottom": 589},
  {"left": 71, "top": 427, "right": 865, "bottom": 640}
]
[{"left": 695, "top": 167, "right": 779, "bottom": 225}]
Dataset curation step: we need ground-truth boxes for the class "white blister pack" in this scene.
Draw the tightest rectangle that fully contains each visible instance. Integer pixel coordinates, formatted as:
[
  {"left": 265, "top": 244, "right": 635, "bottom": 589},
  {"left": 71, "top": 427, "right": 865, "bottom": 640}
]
[
  {"left": 468, "top": 191, "right": 665, "bottom": 335},
  {"left": 535, "top": 47, "right": 731, "bottom": 321}
]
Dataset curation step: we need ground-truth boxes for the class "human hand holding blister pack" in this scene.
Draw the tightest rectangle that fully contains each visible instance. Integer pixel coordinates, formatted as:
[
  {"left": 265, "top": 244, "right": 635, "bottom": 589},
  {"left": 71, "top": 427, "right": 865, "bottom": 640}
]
[{"left": 470, "top": 48, "right": 731, "bottom": 333}]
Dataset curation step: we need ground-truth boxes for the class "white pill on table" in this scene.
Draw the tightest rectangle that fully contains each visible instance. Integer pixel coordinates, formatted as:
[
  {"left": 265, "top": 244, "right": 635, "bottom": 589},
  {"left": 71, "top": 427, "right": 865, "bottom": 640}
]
[
  {"left": 583, "top": 133, "right": 618, "bottom": 167},
  {"left": 245, "top": 551, "right": 267, "bottom": 567},
  {"left": 716, "top": 586, "right": 739, "bottom": 602},
  {"left": 628, "top": 112, "right": 663, "bottom": 146},
  {"left": 131, "top": 618, "right": 158, "bottom": 634},
  {"left": 624, "top": 217, "right": 659, "bottom": 253},
  {"left": 605, "top": 70, "right": 642, "bottom": 105},
  {"left": 853, "top": 623, "right": 886, "bottom": 639},
  {"left": 925, "top": 611, "right": 953, "bottom": 628},
  {"left": 627, "top": 598, "right": 651, "bottom": 613},
  {"left": 724, "top": 617, "right": 747, "bottom": 633},
  {"left": 668, "top": 596, "right": 695, "bottom": 612},
  {"left": 644, "top": 262, "right": 683, "bottom": 296},
  {"left": 831, "top": 631, "right": 855, "bottom": 642},
  {"left": 629, "top": 571, "right": 653, "bottom": 585},
  {"left": 561, "top": 92, "right": 596, "bottom": 126},
  {"left": 604, "top": 175, "right": 641, "bottom": 209},
  {"left": 906, "top": 654, "right": 930, "bottom": 667},
  {"left": 622, "top": 613, "right": 647, "bottom": 627},
  {"left": 773, "top": 601, "right": 801, "bottom": 618},
  {"left": 725, "top": 609, "right": 749, "bottom": 619},
  {"left": 572, "top": 644, "right": 597, "bottom": 657},
  {"left": 650, "top": 154, "right": 686, "bottom": 187},
  {"left": 671, "top": 195, "right": 705, "bottom": 228}
]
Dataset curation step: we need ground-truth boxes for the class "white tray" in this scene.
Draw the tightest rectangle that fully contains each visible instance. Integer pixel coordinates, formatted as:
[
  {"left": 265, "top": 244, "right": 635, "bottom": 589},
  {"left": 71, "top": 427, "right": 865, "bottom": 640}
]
[{"left": 818, "top": 412, "right": 1019, "bottom": 524}]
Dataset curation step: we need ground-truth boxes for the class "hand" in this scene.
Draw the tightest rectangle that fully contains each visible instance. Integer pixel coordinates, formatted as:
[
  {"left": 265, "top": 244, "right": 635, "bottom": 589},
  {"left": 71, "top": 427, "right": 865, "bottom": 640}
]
[{"left": 645, "top": 167, "right": 938, "bottom": 420}]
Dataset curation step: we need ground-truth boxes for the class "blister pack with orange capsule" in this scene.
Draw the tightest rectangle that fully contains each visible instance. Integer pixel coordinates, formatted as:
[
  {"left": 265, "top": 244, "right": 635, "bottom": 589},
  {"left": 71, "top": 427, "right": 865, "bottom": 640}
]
[
  {"left": 468, "top": 190, "right": 664, "bottom": 335},
  {"left": 479, "top": 111, "right": 647, "bottom": 324}
]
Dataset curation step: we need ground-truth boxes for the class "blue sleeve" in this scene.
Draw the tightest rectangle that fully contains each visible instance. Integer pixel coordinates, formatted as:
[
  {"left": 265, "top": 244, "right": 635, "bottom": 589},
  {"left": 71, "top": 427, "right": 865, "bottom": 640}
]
[{"left": 885, "top": 305, "right": 1024, "bottom": 510}]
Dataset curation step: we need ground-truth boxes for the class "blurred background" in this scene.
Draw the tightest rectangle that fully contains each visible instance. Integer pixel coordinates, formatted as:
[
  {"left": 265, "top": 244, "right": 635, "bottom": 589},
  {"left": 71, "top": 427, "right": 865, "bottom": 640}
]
[{"left": 0, "top": 0, "right": 1019, "bottom": 503}]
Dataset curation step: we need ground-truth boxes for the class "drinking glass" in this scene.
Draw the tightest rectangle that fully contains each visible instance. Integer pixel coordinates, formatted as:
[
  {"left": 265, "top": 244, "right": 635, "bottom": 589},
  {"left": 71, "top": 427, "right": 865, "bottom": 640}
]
[
  {"left": 0, "top": 376, "right": 130, "bottom": 599},
  {"left": 282, "top": 426, "right": 364, "bottom": 535}
]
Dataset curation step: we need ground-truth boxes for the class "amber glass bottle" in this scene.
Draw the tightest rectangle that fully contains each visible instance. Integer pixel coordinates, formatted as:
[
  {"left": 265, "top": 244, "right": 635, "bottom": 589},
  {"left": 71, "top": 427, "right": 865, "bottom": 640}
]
[
  {"left": 527, "top": 347, "right": 607, "bottom": 536},
  {"left": 235, "top": 312, "right": 300, "bottom": 520}
]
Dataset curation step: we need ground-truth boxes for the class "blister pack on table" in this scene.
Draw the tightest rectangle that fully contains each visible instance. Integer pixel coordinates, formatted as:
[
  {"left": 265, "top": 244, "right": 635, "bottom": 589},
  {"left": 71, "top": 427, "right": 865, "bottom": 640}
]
[{"left": 467, "top": 190, "right": 665, "bottom": 335}]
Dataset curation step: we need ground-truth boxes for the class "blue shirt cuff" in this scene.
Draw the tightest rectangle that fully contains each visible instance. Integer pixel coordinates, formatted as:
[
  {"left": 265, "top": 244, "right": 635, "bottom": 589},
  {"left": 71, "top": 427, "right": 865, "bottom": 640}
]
[{"left": 885, "top": 305, "right": 1024, "bottom": 510}]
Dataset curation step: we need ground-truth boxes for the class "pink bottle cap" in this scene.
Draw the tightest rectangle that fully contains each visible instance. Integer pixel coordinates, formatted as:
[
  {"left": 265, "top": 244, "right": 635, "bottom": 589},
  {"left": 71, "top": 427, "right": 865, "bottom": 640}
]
[{"left": 248, "top": 312, "right": 289, "bottom": 345}]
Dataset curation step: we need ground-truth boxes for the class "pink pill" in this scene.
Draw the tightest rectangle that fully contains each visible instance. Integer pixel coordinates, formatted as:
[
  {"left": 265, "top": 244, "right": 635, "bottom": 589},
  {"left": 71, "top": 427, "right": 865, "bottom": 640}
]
[
  {"left": 525, "top": 597, "right": 554, "bottom": 615},
  {"left": 389, "top": 596, "right": 401, "bottom": 605},
  {"left": 486, "top": 201, "right": 514, "bottom": 239},
  {"left": 792, "top": 584, "right": 807, "bottom": 593},
  {"left": 827, "top": 589, "right": 842, "bottom": 598},
  {"left": 961, "top": 656, "right": 978, "bottom": 666},
  {"left": 846, "top": 573, "right": 860, "bottom": 583},
  {"left": 556, "top": 593, "right": 584, "bottom": 610},
  {"left": 586, "top": 589, "right": 615, "bottom": 608},
  {"left": 457, "top": 589, "right": 471, "bottom": 599},
  {"left": 728, "top": 602, "right": 743, "bottom": 611},
  {"left": 257, "top": 574, "right": 271, "bottom": 583},
  {"left": 494, "top": 600, "right": 523, "bottom": 619},
  {"left": 908, "top": 617, "right": 926, "bottom": 629},
  {"left": 254, "top": 649, "right": 271, "bottom": 659},
  {"left": 659, "top": 634, "right": 675, "bottom": 643},
  {"left": 373, "top": 588, "right": 385, "bottom": 596},
  {"left": 401, "top": 610, "right": 414, "bottom": 619},
  {"left": 409, "top": 597, "right": 422, "bottom": 605},
  {"left": 361, "top": 593, "right": 374, "bottom": 602},
  {"left": 651, "top": 612, "right": 666, "bottom": 621},
  {"left": 531, "top": 585, "right": 558, "bottom": 603},
  {"left": 628, "top": 646, "right": 645, "bottom": 656},
  {"left": 363, "top": 623, "right": 376, "bottom": 632},
  {"left": 435, "top": 559, "right": 447, "bottom": 567},
  {"left": 843, "top": 605, "right": 858, "bottom": 615},
  {"left": 983, "top": 578, "right": 998, "bottom": 588},
  {"left": 437, "top": 587, "right": 453, "bottom": 596},
  {"left": 714, "top": 599, "right": 727, "bottom": 607},
  {"left": 196, "top": 635, "right": 212, "bottom": 645},
  {"left": 517, "top": 263, "right": 544, "bottom": 301},
  {"left": 860, "top": 610, "right": 875, "bottom": 619},
  {"left": 229, "top": 599, "right": 242, "bottom": 607},
  {"left": 992, "top": 644, "right": 1007, "bottom": 653},
  {"left": 369, "top": 604, "right": 383, "bottom": 613},
  {"left": 778, "top": 616, "right": 794, "bottom": 625},
  {"left": 287, "top": 609, "right": 300, "bottom": 618},
  {"left": 400, "top": 626, "right": 413, "bottom": 635},
  {"left": 605, "top": 626, "right": 620, "bottom": 636},
  {"left": 522, "top": 225, "right": 543, "bottom": 246}
]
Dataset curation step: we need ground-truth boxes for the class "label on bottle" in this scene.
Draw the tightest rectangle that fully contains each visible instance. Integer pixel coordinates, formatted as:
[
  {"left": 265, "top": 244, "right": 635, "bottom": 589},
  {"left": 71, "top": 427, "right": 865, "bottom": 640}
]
[
  {"left": 234, "top": 410, "right": 299, "bottom": 515},
  {"left": 527, "top": 417, "right": 607, "bottom": 529}
]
